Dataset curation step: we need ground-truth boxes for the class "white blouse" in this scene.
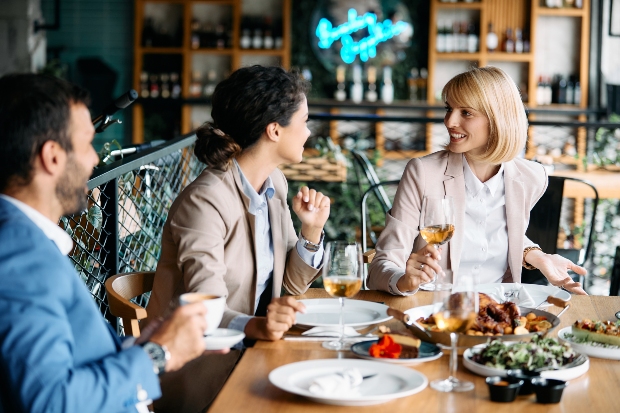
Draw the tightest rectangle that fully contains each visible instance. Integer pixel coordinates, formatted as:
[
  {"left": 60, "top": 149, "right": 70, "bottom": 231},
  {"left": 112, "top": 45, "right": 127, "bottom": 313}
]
[{"left": 459, "top": 156, "right": 509, "bottom": 284}]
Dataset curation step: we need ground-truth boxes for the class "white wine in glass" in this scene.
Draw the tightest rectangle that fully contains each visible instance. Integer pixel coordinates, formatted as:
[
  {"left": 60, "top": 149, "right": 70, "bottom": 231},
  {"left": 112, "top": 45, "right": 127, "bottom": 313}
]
[
  {"left": 419, "top": 196, "right": 455, "bottom": 291},
  {"left": 322, "top": 241, "right": 363, "bottom": 351},
  {"left": 430, "top": 270, "right": 477, "bottom": 392}
]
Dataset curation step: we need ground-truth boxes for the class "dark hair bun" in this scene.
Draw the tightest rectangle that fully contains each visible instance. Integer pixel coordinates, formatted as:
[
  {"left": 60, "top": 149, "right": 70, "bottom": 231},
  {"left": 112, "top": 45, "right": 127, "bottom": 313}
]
[{"left": 194, "top": 122, "right": 241, "bottom": 171}]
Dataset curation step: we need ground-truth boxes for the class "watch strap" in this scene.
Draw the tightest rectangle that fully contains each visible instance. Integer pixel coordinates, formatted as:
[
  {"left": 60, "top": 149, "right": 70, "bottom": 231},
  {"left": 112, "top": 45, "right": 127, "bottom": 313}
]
[{"left": 299, "top": 230, "right": 324, "bottom": 252}]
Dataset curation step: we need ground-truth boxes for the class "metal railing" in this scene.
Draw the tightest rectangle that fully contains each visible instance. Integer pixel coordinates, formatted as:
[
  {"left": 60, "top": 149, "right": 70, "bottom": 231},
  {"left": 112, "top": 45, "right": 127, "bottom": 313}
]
[{"left": 60, "top": 133, "right": 203, "bottom": 330}]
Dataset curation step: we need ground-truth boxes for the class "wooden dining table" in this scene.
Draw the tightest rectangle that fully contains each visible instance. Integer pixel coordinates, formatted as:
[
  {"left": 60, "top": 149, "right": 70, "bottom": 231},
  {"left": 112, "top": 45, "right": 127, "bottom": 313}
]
[{"left": 209, "top": 289, "right": 620, "bottom": 413}]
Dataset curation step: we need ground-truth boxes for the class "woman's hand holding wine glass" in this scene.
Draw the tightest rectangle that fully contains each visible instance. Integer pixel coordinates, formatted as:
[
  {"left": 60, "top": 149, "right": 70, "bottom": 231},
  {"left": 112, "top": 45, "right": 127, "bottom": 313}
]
[{"left": 418, "top": 196, "right": 455, "bottom": 291}]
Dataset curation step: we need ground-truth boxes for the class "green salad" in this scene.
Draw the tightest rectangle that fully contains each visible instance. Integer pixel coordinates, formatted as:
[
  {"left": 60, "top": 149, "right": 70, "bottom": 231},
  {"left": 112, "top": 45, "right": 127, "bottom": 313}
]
[{"left": 471, "top": 335, "right": 577, "bottom": 371}]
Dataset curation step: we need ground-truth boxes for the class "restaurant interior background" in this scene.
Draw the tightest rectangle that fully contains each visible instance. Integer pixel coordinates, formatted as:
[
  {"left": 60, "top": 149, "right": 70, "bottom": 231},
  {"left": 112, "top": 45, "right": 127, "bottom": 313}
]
[{"left": 1, "top": 0, "right": 620, "bottom": 301}]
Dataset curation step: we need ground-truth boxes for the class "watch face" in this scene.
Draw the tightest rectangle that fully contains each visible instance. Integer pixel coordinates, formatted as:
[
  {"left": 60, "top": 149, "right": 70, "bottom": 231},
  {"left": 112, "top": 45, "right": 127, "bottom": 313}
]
[{"left": 143, "top": 342, "right": 167, "bottom": 374}]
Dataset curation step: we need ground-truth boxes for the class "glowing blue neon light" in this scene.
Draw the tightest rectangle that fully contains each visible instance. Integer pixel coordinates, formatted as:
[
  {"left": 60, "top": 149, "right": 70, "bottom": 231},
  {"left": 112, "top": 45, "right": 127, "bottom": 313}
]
[{"left": 315, "top": 9, "right": 411, "bottom": 64}]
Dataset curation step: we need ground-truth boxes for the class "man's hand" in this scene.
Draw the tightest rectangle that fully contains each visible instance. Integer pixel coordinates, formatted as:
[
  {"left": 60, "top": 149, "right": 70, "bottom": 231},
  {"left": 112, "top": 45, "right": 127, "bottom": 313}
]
[
  {"left": 245, "top": 297, "right": 306, "bottom": 341},
  {"left": 396, "top": 245, "right": 443, "bottom": 293},
  {"left": 526, "top": 250, "right": 588, "bottom": 295},
  {"left": 148, "top": 302, "right": 227, "bottom": 372}
]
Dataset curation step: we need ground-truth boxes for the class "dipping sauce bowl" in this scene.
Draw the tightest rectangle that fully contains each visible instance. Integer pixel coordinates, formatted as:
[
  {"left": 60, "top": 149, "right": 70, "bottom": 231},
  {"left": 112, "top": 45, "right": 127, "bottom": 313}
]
[
  {"left": 485, "top": 376, "right": 524, "bottom": 402},
  {"left": 506, "top": 369, "right": 541, "bottom": 395},
  {"left": 531, "top": 378, "right": 567, "bottom": 403}
]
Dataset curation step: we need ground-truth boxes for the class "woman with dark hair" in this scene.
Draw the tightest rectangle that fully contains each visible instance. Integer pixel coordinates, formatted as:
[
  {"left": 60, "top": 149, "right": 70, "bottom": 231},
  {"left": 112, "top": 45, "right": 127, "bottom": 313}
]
[{"left": 145, "top": 66, "right": 330, "bottom": 412}]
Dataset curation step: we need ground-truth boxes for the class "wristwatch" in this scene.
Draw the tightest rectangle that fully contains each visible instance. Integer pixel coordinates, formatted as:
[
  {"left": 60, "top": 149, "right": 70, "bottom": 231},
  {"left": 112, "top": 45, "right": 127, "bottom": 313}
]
[
  {"left": 299, "top": 230, "right": 324, "bottom": 252},
  {"left": 141, "top": 342, "right": 170, "bottom": 375}
]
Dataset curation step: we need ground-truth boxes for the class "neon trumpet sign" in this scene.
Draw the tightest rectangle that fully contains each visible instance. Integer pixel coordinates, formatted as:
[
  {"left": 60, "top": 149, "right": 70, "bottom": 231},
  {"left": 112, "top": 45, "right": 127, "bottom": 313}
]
[{"left": 315, "top": 9, "right": 411, "bottom": 64}]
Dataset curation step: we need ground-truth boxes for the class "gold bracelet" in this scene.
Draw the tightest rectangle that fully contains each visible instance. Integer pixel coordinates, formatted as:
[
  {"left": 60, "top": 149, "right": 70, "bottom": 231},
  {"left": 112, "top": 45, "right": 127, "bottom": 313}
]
[{"left": 522, "top": 246, "right": 543, "bottom": 270}]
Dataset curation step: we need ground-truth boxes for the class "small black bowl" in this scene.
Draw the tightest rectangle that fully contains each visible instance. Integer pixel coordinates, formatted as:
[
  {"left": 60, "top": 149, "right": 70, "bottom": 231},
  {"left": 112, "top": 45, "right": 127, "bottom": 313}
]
[
  {"left": 486, "top": 376, "right": 524, "bottom": 402},
  {"left": 506, "top": 369, "right": 541, "bottom": 395},
  {"left": 531, "top": 378, "right": 567, "bottom": 403}
]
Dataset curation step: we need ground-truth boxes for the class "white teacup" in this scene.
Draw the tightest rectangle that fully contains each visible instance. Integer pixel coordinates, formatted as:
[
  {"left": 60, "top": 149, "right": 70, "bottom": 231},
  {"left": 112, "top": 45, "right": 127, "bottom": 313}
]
[{"left": 179, "top": 293, "right": 225, "bottom": 335}]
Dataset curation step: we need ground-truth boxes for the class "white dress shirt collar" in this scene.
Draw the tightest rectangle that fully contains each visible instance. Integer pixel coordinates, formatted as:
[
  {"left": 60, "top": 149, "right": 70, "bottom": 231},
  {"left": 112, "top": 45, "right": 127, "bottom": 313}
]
[
  {"left": 463, "top": 156, "right": 505, "bottom": 198},
  {"left": 0, "top": 194, "right": 74, "bottom": 255}
]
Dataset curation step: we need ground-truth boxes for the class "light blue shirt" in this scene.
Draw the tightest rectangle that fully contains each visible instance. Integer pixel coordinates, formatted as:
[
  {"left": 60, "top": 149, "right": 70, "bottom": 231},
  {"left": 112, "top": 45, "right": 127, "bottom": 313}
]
[{"left": 228, "top": 160, "right": 323, "bottom": 336}]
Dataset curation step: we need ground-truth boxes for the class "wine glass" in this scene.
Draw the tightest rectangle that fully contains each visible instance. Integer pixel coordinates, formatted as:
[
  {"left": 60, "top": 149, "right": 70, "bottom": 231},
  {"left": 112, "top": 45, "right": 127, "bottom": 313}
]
[
  {"left": 430, "top": 270, "right": 477, "bottom": 392},
  {"left": 419, "top": 196, "right": 455, "bottom": 291},
  {"left": 321, "top": 241, "right": 363, "bottom": 351}
]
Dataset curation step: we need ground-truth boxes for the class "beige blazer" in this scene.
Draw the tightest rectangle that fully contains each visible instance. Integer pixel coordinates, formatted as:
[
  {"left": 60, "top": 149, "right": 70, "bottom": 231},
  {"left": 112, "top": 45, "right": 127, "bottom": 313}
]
[
  {"left": 368, "top": 151, "right": 548, "bottom": 293},
  {"left": 145, "top": 165, "right": 321, "bottom": 327}
]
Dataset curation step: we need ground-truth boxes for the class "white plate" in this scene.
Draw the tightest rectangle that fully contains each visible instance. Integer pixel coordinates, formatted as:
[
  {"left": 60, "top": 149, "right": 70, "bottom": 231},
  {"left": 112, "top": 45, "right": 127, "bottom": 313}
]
[
  {"left": 452, "top": 283, "right": 571, "bottom": 308},
  {"left": 269, "top": 359, "right": 427, "bottom": 406},
  {"left": 558, "top": 327, "right": 620, "bottom": 360},
  {"left": 462, "top": 343, "right": 590, "bottom": 381},
  {"left": 350, "top": 340, "right": 443, "bottom": 365},
  {"left": 295, "top": 299, "right": 392, "bottom": 329},
  {"left": 203, "top": 328, "right": 245, "bottom": 350}
]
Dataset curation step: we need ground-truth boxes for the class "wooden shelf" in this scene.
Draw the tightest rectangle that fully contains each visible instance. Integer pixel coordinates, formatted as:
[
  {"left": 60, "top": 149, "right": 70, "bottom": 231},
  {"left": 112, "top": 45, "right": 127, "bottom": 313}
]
[
  {"left": 435, "top": 0, "right": 483, "bottom": 10},
  {"left": 190, "top": 48, "right": 234, "bottom": 55},
  {"left": 436, "top": 52, "right": 481, "bottom": 60},
  {"left": 133, "top": 0, "right": 291, "bottom": 143},
  {"left": 238, "top": 49, "right": 286, "bottom": 56},
  {"left": 536, "top": 7, "right": 586, "bottom": 17},
  {"left": 486, "top": 52, "right": 533, "bottom": 62},
  {"left": 139, "top": 47, "right": 184, "bottom": 54}
]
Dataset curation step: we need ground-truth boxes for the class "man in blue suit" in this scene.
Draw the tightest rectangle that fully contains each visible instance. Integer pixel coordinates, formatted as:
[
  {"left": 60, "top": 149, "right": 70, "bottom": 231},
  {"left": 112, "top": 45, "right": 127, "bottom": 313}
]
[{"left": 0, "top": 74, "right": 220, "bottom": 413}]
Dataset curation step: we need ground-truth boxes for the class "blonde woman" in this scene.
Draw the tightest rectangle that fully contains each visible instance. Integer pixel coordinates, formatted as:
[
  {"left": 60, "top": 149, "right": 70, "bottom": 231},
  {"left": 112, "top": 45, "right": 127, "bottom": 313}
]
[{"left": 368, "top": 66, "right": 586, "bottom": 295}]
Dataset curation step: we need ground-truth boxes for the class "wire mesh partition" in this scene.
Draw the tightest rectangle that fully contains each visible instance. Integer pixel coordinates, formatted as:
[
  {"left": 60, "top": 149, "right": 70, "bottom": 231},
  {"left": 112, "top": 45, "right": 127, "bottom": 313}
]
[{"left": 59, "top": 134, "right": 203, "bottom": 330}]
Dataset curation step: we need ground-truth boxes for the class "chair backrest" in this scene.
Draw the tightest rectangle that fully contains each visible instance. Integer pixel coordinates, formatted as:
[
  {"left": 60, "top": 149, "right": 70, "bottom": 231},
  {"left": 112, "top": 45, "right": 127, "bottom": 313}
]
[
  {"left": 523, "top": 176, "right": 599, "bottom": 285},
  {"left": 360, "top": 180, "right": 401, "bottom": 288},
  {"left": 350, "top": 150, "right": 393, "bottom": 210},
  {"left": 610, "top": 246, "right": 620, "bottom": 296},
  {"left": 105, "top": 271, "right": 155, "bottom": 337}
]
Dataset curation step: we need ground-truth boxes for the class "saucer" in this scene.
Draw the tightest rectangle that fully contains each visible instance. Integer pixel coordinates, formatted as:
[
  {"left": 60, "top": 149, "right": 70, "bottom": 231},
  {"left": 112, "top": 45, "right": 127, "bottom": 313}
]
[{"left": 204, "top": 328, "right": 245, "bottom": 350}]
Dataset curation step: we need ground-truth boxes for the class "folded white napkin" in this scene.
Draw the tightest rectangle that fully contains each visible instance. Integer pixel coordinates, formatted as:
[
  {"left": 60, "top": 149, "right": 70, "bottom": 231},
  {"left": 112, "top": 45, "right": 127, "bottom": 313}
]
[
  {"left": 308, "top": 369, "right": 363, "bottom": 396},
  {"left": 485, "top": 284, "right": 505, "bottom": 304},
  {"left": 513, "top": 284, "right": 535, "bottom": 307}
]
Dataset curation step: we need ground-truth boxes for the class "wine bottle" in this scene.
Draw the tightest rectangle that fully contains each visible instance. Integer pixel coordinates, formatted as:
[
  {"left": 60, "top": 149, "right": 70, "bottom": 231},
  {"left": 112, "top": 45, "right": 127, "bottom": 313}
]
[
  {"left": 536, "top": 76, "right": 545, "bottom": 106},
  {"left": 203, "top": 70, "right": 217, "bottom": 98},
  {"left": 252, "top": 28, "right": 263, "bottom": 49},
  {"left": 445, "top": 20, "right": 454, "bottom": 53},
  {"left": 381, "top": 66, "right": 394, "bottom": 104},
  {"left": 190, "top": 18, "right": 200, "bottom": 49},
  {"left": 574, "top": 81, "right": 581, "bottom": 105},
  {"left": 460, "top": 22, "right": 468, "bottom": 52},
  {"left": 366, "top": 66, "right": 378, "bottom": 102},
  {"left": 160, "top": 73, "right": 170, "bottom": 99},
  {"left": 467, "top": 23, "right": 478, "bottom": 53},
  {"left": 170, "top": 72, "right": 181, "bottom": 99},
  {"left": 350, "top": 65, "right": 363, "bottom": 104},
  {"left": 487, "top": 23, "right": 498, "bottom": 53},
  {"left": 149, "top": 74, "right": 159, "bottom": 98},
  {"left": 240, "top": 29, "right": 251, "bottom": 49},
  {"left": 514, "top": 28, "right": 524, "bottom": 53},
  {"left": 140, "top": 72, "right": 149, "bottom": 98},
  {"left": 334, "top": 65, "right": 346, "bottom": 102},
  {"left": 504, "top": 28, "right": 514, "bottom": 53},
  {"left": 189, "top": 71, "right": 202, "bottom": 98},
  {"left": 437, "top": 21, "right": 446, "bottom": 53},
  {"left": 408, "top": 68, "right": 419, "bottom": 102}
]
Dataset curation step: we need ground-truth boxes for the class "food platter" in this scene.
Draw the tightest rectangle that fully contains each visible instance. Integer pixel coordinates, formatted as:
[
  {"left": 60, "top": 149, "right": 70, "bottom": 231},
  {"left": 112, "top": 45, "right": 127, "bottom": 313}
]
[
  {"left": 462, "top": 342, "right": 590, "bottom": 381},
  {"left": 404, "top": 305, "right": 561, "bottom": 348},
  {"left": 558, "top": 327, "right": 620, "bottom": 360}
]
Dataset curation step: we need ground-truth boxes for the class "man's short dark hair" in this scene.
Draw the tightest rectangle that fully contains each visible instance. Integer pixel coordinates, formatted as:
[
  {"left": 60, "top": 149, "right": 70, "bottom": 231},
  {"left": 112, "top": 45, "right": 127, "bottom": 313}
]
[{"left": 0, "top": 74, "right": 90, "bottom": 192}]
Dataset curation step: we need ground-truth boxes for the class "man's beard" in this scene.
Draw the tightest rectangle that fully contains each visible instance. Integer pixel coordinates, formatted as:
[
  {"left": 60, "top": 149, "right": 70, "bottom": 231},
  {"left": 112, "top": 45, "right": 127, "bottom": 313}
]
[{"left": 56, "top": 154, "right": 90, "bottom": 216}]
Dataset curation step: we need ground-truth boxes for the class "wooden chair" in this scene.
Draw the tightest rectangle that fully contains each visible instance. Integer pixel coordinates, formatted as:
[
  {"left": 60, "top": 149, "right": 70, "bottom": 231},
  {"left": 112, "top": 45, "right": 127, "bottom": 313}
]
[{"left": 105, "top": 271, "right": 155, "bottom": 337}]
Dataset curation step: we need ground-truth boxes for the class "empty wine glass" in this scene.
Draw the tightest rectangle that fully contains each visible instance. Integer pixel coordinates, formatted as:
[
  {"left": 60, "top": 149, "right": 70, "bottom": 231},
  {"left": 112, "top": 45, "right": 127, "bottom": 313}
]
[
  {"left": 321, "top": 241, "right": 363, "bottom": 350},
  {"left": 430, "top": 270, "right": 477, "bottom": 392},
  {"left": 419, "top": 196, "right": 455, "bottom": 291}
]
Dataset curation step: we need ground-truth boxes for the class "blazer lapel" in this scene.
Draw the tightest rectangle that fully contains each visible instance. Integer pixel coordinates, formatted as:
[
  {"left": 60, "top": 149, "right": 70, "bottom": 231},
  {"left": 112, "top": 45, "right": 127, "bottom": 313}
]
[
  {"left": 267, "top": 194, "right": 285, "bottom": 297},
  {"left": 443, "top": 153, "right": 466, "bottom": 274},
  {"left": 503, "top": 161, "right": 524, "bottom": 282},
  {"left": 231, "top": 166, "right": 259, "bottom": 307}
]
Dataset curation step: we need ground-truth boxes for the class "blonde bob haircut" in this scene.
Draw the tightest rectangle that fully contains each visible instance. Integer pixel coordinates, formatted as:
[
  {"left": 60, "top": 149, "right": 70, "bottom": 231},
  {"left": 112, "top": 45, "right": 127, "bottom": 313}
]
[{"left": 441, "top": 66, "right": 528, "bottom": 164}]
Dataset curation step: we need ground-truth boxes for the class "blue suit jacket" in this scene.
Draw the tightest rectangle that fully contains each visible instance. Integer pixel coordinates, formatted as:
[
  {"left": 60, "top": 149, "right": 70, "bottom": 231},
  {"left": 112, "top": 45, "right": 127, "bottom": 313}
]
[{"left": 0, "top": 199, "right": 161, "bottom": 413}]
